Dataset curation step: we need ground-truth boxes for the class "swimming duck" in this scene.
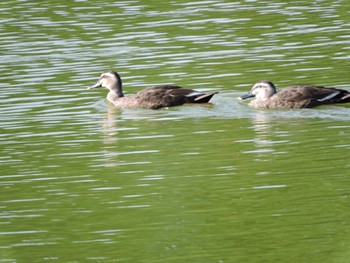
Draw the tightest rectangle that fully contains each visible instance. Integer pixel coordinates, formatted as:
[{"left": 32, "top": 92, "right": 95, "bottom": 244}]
[
  {"left": 87, "top": 71, "right": 218, "bottom": 109},
  {"left": 239, "top": 80, "right": 350, "bottom": 108}
]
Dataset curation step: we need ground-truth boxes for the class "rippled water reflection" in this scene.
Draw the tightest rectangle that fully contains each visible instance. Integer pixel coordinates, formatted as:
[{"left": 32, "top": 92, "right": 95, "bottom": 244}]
[{"left": 1, "top": 0, "right": 350, "bottom": 262}]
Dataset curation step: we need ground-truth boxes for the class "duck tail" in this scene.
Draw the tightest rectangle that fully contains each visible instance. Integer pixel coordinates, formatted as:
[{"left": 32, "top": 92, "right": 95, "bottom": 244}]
[
  {"left": 194, "top": 92, "right": 218, "bottom": 103},
  {"left": 341, "top": 92, "right": 350, "bottom": 103},
  {"left": 317, "top": 89, "right": 350, "bottom": 104}
]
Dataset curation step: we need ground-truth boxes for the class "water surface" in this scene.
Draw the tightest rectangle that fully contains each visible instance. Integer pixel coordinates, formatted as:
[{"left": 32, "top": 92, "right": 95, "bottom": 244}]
[{"left": 1, "top": 0, "right": 350, "bottom": 262}]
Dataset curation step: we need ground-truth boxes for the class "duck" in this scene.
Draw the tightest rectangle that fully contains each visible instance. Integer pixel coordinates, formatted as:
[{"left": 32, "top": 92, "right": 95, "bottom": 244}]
[
  {"left": 239, "top": 80, "right": 350, "bottom": 108},
  {"left": 87, "top": 71, "right": 218, "bottom": 109}
]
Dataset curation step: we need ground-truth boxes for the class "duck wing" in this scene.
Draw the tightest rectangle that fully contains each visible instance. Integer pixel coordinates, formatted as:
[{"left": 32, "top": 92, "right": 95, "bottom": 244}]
[
  {"left": 275, "top": 86, "right": 350, "bottom": 108},
  {"left": 135, "top": 85, "right": 217, "bottom": 109}
]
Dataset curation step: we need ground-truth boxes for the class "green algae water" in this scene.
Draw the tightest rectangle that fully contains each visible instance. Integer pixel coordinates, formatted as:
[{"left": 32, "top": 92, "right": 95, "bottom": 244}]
[{"left": 1, "top": 0, "right": 350, "bottom": 262}]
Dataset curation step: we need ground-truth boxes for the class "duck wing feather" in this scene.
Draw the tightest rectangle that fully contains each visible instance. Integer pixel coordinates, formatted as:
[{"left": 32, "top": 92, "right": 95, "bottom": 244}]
[
  {"left": 135, "top": 85, "right": 217, "bottom": 109},
  {"left": 273, "top": 86, "right": 350, "bottom": 108}
]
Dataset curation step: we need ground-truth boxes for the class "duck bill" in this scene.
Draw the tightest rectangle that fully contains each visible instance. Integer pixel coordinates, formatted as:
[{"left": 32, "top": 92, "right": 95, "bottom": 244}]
[
  {"left": 239, "top": 92, "right": 255, "bottom": 100},
  {"left": 87, "top": 82, "right": 102, "bottom": 90}
]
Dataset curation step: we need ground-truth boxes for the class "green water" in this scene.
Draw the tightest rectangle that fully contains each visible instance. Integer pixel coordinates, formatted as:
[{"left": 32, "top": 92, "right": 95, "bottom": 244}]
[{"left": 1, "top": 0, "right": 350, "bottom": 262}]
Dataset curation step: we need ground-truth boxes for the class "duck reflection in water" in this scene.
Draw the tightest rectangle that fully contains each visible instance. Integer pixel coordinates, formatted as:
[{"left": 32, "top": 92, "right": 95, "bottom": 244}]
[
  {"left": 88, "top": 71, "right": 218, "bottom": 109},
  {"left": 239, "top": 81, "right": 350, "bottom": 109}
]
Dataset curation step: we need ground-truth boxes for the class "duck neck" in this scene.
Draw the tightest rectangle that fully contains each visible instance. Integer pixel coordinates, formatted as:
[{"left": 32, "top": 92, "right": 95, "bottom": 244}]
[
  {"left": 259, "top": 88, "right": 276, "bottom": 101},
  {"left": 111, "top": 74, "right": 124, "bottom": 98},
  {"left": 115, "top": 89, "right": 124, "bottom": 98}
]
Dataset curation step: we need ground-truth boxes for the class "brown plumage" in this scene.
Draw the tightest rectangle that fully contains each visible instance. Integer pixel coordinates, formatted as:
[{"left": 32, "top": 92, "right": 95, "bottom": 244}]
[
  {"left": 87, "top": 71, "right": 218, "bottom": 109},
  {"left": 239, "top": 81, "right": 350, "bottom": 108}
]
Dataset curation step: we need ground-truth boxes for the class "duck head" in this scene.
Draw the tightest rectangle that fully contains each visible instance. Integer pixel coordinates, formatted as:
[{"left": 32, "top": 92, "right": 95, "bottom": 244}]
[
  {"left": 239, "top": 81, "right": 277, "bottom": 101},
  {"left": 88, "top": 71, "right": 124, "bottom": 96}
]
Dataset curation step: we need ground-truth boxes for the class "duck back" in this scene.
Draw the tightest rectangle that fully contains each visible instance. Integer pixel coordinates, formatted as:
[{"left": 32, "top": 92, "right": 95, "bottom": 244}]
[{"left": 112, "top": 85, "right": 217, "bottom": 109}]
